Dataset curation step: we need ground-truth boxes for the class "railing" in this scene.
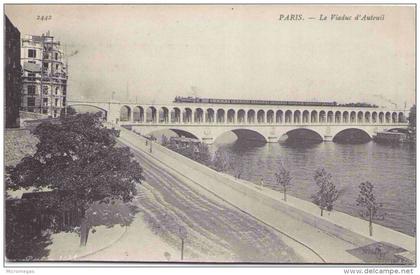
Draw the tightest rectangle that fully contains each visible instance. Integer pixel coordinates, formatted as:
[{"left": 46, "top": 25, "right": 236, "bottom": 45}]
[{"left": 119, "top": 119, "right": 408, "bottom": 126}]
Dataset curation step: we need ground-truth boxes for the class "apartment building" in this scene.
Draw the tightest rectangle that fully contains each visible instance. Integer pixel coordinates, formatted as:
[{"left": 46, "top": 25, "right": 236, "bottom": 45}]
[{"left": 21, "top": 32, "right": 67, "bottom": 118}]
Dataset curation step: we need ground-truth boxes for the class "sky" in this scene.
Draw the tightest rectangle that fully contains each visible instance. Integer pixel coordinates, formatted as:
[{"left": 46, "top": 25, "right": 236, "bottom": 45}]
[{"left": 5, "top": 4, "right": 416, "bottom": 108}]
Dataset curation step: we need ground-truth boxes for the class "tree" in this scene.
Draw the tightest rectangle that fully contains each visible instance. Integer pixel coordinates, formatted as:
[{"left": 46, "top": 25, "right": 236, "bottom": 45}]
[
  {"left": 197, "top": 143, "right": 212, "bottom": 166},
  {"left": 408, "top": 104, "right": 416, "bottom": 130},
  {"left": 408, "top": 105, "right": 416, "bottom": 142},
  {"left": 275, "top": 162, "right": 292, "bottom": 201},
  {"left": 212, "top": 147, "right": 231, "bottom": 172},
  {"left": 6, "top": 112, "right": 144, "bottom": 246},
  {"left": 356, "top": 181, "right": 384, "bottom": 236},
  {"left": 161, "top": 135, "right": 169, "bottom": 147},
  {"left": 311, "top": 168, "right": 339, "bottom": 216},
  {"left": 228, "top": 154, "right": 243, "bottom": 179}
]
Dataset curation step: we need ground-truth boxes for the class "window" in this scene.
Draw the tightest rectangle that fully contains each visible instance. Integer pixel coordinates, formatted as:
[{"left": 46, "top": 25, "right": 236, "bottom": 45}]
[
  {"left": 27, "top": 73, "right": 36, "bottom": 81},
  {"left": 27, "top": 85, "right": 36, "bottom": 95},
  {"left": 55, "top": 99, "right": 59, "bottom": 106},
  {"left": 55, "top": 53, "right": 58, "bottom": 60},
  {"left": 55, "top": 87, "right": 59, "bottom": 95},
  {"left": 43, "top": 85, "right": 49, "bottom": 95},
  {"left": 28, "top": 61, "right": 36, "bottom": 64},
  {"left": 43, "top": 98, "right": 48, "bottom": 106},
  {"left": 28, "top": 49, "right": 36, "bottom": 58},
  {"left": 55, "top": 64, "right": 59, "bottom": 70},
  {"left": 42, "top": 109, "right": 48, "bottom": 114},
  {"left": 27, "top": 97, "right": 35, "bottom": 107}
]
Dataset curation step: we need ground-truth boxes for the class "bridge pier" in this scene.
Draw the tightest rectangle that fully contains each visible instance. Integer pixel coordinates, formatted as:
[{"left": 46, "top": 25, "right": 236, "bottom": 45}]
[
  {"left": 202, "top": 137, "right": 214, "bottom": 145},
  {"left": 323, "top": 135, "right": 334, "bottom": 142},
  {"left": 267, "top": 136, "right": 279, "bottom": 143}
]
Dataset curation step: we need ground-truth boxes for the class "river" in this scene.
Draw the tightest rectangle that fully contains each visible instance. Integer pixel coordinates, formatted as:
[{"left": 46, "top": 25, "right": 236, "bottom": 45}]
[{"left": 210, "top": 139, "right": 416, "bottom": 237}]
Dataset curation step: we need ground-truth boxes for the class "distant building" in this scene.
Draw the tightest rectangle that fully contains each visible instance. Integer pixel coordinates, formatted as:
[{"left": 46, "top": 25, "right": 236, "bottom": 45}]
[
  {"left": 5, "top": 16, "right": 22, "bottom": 128},
  {"left": 20, "top": 32, "right": 68, "bottom": 118}
]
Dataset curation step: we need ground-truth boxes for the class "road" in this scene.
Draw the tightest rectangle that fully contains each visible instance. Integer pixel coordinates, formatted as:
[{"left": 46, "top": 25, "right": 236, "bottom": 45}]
[
  {"left": 85, "top": 139, "right": 320, "bottom": 262},
  {"left": 138, "top": 148, "right": 322, "bottom": 262}
]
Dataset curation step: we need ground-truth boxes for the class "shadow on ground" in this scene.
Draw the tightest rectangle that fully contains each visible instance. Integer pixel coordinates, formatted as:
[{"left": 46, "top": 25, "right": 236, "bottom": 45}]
[
  {"left": 347, "top": 242, "right": 412, "bottom": 264},
  {"left": 6, "top": 198, "right": 139, "bottom": 262}
]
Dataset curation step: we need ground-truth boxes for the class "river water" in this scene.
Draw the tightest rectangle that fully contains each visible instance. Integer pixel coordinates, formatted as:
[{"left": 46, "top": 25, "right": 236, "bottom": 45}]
[{"left": 210, "top": 140, "right": 416, "bottom": 237}]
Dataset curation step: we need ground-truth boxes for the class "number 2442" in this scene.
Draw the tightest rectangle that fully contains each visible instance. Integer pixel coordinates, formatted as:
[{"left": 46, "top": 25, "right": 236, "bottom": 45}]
[{"left": 37, "top": 15, "right": 52, "bottom": 21}]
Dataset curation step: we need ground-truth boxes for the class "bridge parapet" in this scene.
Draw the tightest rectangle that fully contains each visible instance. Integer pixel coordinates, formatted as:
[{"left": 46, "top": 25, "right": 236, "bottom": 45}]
[{"left": 67, "top": 100, "right": 408, "bottom": 143}]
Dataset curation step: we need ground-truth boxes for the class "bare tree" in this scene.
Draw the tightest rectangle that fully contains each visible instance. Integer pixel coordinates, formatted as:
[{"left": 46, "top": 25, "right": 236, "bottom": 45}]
[
  {"left": 212, "top": 147, "right": 231, "bottom": 172},
  {"left": 356, "top": 181, "right": 384, "bottom": 236},
  {"left": 275, "top": 162, "right": 292, "bottom": 201},
  {"left": 311, "top": 168, "right": 339, "bottom": 216}
]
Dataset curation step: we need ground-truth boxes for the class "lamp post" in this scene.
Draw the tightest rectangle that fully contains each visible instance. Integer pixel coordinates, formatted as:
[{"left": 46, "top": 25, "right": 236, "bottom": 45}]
[{"left": 178, "top": 226, "right": 187, "bottom": 261}]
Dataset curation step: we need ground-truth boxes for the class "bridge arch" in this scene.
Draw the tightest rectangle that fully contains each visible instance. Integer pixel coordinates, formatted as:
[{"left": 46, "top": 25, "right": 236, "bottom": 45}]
[
  {"left": 285, "top": 110, "right": 293, "bottom": 123},
  {"left": 214, "top": 128, "right": 267, "bottom": 143},
  {"left": 227, "top": 109, "right": 235, "bottom": 124},
  {"left": 294, "top": 110, "right": 301, "bottom": 123},
  {"left": 276, "top": 110, "right": 283, "bottom": 123},
  {"left": 206, "top": 108, "right": 214, "bottom": 123},
  {"left": 194, "top": 108, "right": 204, "bottom": 123},
  {"left": 257, "top": 110, "right": 265, "bottom": 123},
  {"left": 247, "top": 109, "right": 256, "bottom": 123},
  {"left": 392, "top": 112, "right": 398, "bottom": 123},
  {"left": 379, "top": 112, "right": 384, "bottom": 124},
  {"left": 159, "top": 107, "right": 169, "bottom": 123},
  {"left": 365, "top": 111, "right": 371, "bottom": 123},
  {"left": 120, "top": 105, "right": 131, "bottom": 122},
  {"left": 350, "top": 111, "right": 356, "bottom": 123},
  {"left": 398, "top": 112, "right": 405, "bottom": 123},
  {"left": 237, "top": 109, "right": 246, "bottom": 123},
  {"left": 372, "top": 112, "right": 377, "bottom": 123},
  {"left": 335, "top": 111, "right": 341, "bottom": 123},
  {"left": 217, "top": 109, "right": 225, "bottom": 123},
  {"left": 387, "top": 128, "right": 409, "bottom": 134},
  {"left": 319, "top": 110, "right": 326, "bottom": 123},
  {"left": 146, "top": 106, "right": 157, "bottom": 123},
  {"left": 133, "top": 106, "right": 144, "bottom": 122},
  {"left": 169, "top": 128, "right": 200, "bottom": 140},
  {"left": 183, "top": 108, "right": 193, "bottom": 123},
  {"left": 66, "top": 103, "right": 108, "bottom": 119},
  {"left": 327, "top": 111, "right": 334, "bottom": 123},
  {"left": 342, "top": 111, "right": 349, "bottom": 123},
  {"left": 357, "top": 111, "right": 364, "bottom": 123},
  {"left": 332, "top": 128, "right": 372, "bottom": 143},
  {"left": 311, "top": 110, "right": 318, "bottom": 123},
  {"left": 385, "top": 112, "right": 391, "bottom": 123},
  {"left": 267, "top": 110, "right": 274, "bottom": 123},
  {"left": 171, "top": 107, "right": 181, "bottom": 123},
  {"left": 302, "top": 110, "right": 310, "bottom": 123},
  {"left": 283, "top": 128, "right": 323, "bottom": 143}
]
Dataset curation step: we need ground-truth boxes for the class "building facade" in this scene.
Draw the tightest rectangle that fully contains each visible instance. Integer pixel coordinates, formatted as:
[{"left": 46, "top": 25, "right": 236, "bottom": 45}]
[
  {"left": 5, "top": 16, "right": 22, "bottom": 128},
  {"left": 21, "top": 33, "right": 67, "bottom": 118}
]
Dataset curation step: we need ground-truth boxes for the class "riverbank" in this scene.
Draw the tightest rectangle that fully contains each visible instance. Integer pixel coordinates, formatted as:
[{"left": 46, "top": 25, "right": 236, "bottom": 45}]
[{"left": 114, "top": 124, "right": 415, "bottom": 264}]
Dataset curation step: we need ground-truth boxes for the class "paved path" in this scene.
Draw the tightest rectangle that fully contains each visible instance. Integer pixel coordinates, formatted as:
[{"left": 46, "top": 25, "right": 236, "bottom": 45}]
[{"left": 102, "top": 141, "right": 313, "bottom": 262}]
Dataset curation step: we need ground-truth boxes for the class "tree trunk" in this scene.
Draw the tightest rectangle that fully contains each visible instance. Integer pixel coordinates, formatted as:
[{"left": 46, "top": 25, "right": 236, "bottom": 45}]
[
  {"left": 283, "top": 189, "right": 287, "bottom": 201},
  {"left": 369, "top": 211, "right": 373, "bottom": 236},
  {"left": 80, "top": 216, "right": 90, "bottom": 247},
  {"left": 320, "top": 207, "right": 324, "bottom": 217}
]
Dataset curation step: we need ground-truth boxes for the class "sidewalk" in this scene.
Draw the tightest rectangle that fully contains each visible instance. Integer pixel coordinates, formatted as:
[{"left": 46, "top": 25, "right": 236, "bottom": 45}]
[
  {"left": 76, "top": 211, "right": 179, "bottom": 262},
  {"left": 46, "top": 224, "right": 127, "bottom": 261},
  {"left": 114, "top": 124, "right": 415, "bottom": 263}
]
